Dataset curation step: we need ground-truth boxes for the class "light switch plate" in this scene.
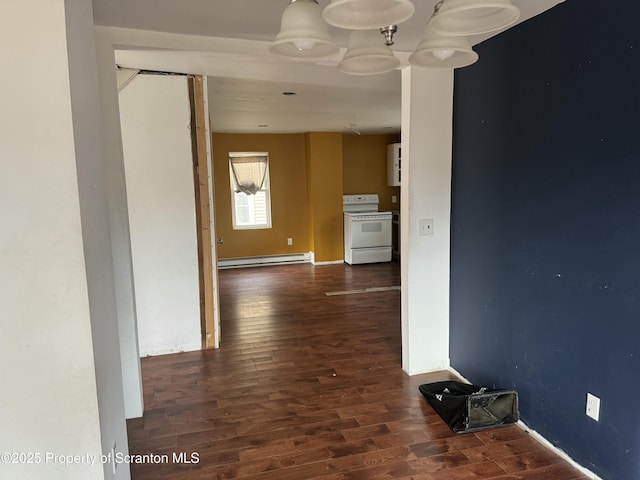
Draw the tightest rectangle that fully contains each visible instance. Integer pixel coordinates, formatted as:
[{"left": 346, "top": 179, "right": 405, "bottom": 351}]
[{"left": 419, "top": 218, "right": 434, "bottom": 236}]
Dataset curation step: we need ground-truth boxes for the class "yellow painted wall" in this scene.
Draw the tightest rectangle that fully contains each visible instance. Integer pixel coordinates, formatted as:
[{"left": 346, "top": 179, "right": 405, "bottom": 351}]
[
  {"left": 305, "top": 132, "right": 344, "bottom": 263},
  {"left": 211, "top": 133, "right": 309, "bottom": 259},
  {"left": 211, "top": 132, "right": 398, "bottom": 261},
  {"left": 343, "top": 133, "right": 401, "bottom": 212}
]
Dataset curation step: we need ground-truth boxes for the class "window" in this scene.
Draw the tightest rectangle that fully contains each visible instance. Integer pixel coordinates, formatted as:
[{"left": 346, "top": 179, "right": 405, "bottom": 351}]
[{"left": 229, "top": 152, "right": 272, "bottom": 229}]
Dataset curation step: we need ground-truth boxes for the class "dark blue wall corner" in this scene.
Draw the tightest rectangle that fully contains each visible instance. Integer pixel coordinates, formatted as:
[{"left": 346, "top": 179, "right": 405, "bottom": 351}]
[{"left": 450, "top": 1, "right": 640, "bottom": 478}]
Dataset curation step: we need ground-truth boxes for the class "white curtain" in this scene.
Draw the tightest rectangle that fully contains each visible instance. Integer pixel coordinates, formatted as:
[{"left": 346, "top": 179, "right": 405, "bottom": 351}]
[{"left": 229, "top": 154, "right": 268, "bottom": 195}]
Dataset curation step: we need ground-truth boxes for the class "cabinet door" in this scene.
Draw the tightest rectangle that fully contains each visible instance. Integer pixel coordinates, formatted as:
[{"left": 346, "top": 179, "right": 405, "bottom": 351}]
[{"left": 387, "top": 143, "right": 401, "bottom": 186}]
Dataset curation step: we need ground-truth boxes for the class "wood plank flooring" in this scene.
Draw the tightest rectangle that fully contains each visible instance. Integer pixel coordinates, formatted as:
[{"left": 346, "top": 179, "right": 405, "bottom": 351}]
[{"left": 126, "top": 262, "right": 590, "bottom": 480}]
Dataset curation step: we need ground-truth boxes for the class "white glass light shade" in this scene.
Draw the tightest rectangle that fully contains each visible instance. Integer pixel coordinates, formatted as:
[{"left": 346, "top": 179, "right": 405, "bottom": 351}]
[
  {"left": 409, "top": 27, "right": 478, "bottom": 68},
  {"left": 269, "top": 0, "right": 339, "bottom": 59},
  {"left": 433, "top": 49, "right": 455, "bottom": 60},
  {"left": 428, "top": 0, "right": 520, "bottom": 36},
  {"left": 323, "top": 0, "right": 415, "bottom": 30},
  {"left": 339, "top": 29, "right": 400, "bottom": 75}
]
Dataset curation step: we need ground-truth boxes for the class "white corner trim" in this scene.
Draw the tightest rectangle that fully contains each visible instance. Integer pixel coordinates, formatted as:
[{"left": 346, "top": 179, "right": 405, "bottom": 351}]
[
  {"left": 308, "top": 251, "right": 344, "bottom": 265},
  {"left": 448, "top": 366, "right": 470, "bottom": 383},
  {"left": 313, "top": 260, "right": 345, "bottom": 265}
]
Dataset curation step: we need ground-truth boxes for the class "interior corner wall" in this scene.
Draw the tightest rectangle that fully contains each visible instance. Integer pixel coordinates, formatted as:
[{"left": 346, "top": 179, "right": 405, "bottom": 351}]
[
  {"left": 305, "top": 136, "right": 316, "bottom": 255},
  {"left": 210, "top": 133, "right": 310, "bottom": 259},
  {"left": 305, "top": 132, "right": 344, "bottom": 263},
  {"left": 400, "top": 67, "right": 453, "bottom": 375},
  {"left": 209, "top": 132, "right": 398, "bottom": 261},
  {"left": 0, "top": 0, "right": 124, "bottom": 478},
  {"left": 66, "top": 1, "right": 131, "bottom": 478},
  {"left": 95, "top": 31, "right": 143, "bottom": 419},
  {"left": 119, "top": 74, "right": 201, "bottom": 356},
  {"left": 450, "top": 2, "right": 640, "bottom": 478},
  {"left": 342, "top": 133, "right": 400, "bottom": 212}
]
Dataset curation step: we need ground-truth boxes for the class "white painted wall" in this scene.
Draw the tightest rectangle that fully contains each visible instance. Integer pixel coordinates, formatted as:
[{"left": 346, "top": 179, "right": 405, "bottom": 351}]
[
  {"left": 119, "top": 74, "right": 201, "bottom": 356},
  {"left": 65, "top": 1, "right": 130, "bottom": 478},
  {"left": 401, "top": 66, "right": 454, "bottom": 375},
  {"left": 0, "top": 0, "right": 128, "bottom": 478},
  {"left": 96, "top": 25, "right": 453, "bottom": 380},
  {"left": 95, "top": 30, "right": 144, "bottom": 419}
]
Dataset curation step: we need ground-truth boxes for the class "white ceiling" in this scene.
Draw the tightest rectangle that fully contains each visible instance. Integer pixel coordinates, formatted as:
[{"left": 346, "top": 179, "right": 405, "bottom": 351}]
[{"left": 93, "top": 0, "right": 565, "bottom": 134}]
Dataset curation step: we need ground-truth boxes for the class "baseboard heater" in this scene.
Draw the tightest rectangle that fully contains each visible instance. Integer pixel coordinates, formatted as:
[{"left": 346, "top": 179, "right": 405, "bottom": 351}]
[{"left": 218, "top": 253, "right": 311, "bottom": 269}]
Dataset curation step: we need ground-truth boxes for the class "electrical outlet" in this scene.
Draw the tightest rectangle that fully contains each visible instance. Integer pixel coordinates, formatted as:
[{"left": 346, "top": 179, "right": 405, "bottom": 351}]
[
  {"left": 586, "top": 393, "right": 600, "bottom": 421},
  {"left": 392, "top": 195, "right": 397, "bottom": 203},
  {"left": 287, "top": 238, "right": 293, "bottom": 246}
]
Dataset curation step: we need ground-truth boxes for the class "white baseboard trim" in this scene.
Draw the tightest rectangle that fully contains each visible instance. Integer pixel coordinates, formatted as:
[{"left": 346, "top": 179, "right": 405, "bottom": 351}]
[
  {"left": 517, "top": 420, "right": 602, "bottom": 480},
  {"left": 140, "top": 342, "right": 201, "bottom": 357},
  {"left": 447, "top": 367, "right": 601, "bottom": 480},
  {"left": 448, "top": 366, "right": 469, "bottom": 383},
  {"left": 218, "top": 253, "right": 311, "bottom": 269},
  {"left": 308, "top": 251, "right": 344, "bottom": 265}
]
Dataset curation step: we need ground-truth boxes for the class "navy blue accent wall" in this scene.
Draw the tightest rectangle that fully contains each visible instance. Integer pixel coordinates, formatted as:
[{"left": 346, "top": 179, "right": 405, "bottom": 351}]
[{"left": 450, "top": 1, "right": 640, "bottom": 478}]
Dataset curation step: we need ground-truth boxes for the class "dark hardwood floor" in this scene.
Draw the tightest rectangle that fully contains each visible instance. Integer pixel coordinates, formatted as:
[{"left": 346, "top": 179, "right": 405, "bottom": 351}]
[{"left": 126, "top": 262, "right": 590, "bottom": 480}]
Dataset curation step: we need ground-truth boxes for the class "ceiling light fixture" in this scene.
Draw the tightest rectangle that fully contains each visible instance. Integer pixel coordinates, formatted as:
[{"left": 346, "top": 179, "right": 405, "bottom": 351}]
[
  {"left": 322, "top": 0, "right": 415, "bottom": 30},
  {"left": 339, "top": 29, "right": 400, "bottom": 76},
  {"left": 379, "top": 25, "right": 398, "bottom": 46},
  {"left": 428, "top": 0, "right": 520, "bottom": 36},
  {"left": 407, "top": 1, "right": 480, "bottom": 69},
  {"left": 409, "top": 26, "right": 478, "bottom": 69},
  {"left": 270, "top": 0, "right": 518, "bottom": 72},
  {"left": 269, "top": 0, "right": 339, "bottom": 59}
]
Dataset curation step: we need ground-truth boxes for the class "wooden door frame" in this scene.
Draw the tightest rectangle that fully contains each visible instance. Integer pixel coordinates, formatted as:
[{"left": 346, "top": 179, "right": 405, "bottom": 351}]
[{"left": 188, "top": 75, "right": 220, "bottom": 348}]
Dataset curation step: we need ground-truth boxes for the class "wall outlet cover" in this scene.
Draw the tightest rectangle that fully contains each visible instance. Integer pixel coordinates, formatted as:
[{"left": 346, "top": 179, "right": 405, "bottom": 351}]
[{"left": 586, "top": 393, "right": 600, "bottom": 421}]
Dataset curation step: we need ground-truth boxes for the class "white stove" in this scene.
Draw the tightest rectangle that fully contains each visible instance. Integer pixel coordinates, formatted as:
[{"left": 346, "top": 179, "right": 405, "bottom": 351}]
[{"left": 343, "top": 194, "right": 392, "bottom": 265}]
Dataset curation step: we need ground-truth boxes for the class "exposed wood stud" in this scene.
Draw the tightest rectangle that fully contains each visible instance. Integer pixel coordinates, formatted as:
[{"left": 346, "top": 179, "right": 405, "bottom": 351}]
[{"left": 189, "top": 75, "right": 217, "bottom": 349}]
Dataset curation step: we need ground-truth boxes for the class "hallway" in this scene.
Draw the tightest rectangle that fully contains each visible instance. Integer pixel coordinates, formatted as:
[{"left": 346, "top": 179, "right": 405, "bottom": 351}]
[{"left": 126, "top": 262, "right": 589, "bottom": 479}]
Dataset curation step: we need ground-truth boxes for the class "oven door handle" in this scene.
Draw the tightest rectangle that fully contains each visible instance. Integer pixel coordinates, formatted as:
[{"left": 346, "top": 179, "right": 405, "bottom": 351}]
[{"left": 351, "top": 215, "right": 390, "bottom": 222}]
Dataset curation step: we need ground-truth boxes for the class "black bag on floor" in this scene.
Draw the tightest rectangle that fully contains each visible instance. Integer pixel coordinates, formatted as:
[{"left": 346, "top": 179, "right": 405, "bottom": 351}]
[{"left": 419, "top": 381, "right": 519, "bottom": 433}]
